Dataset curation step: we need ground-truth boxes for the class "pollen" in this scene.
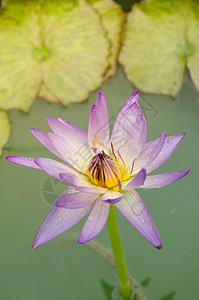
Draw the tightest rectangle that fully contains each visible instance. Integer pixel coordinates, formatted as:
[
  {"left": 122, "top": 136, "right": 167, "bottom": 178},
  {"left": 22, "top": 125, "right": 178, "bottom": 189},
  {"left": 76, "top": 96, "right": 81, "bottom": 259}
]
[{"left": 87, "top": 151, "right": 122, "bottom": 188}]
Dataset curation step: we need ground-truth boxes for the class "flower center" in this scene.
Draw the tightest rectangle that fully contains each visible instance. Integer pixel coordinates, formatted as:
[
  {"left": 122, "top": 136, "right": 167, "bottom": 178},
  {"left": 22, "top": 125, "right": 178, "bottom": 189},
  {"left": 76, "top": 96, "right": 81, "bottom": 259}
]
[{"left": 87, "top": 150, "right": 122, "bottom": 188}]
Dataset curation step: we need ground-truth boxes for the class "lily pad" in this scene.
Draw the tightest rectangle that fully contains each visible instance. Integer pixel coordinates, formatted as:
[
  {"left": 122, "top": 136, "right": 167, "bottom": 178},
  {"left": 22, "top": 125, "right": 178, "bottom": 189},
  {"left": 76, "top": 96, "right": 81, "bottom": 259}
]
[
  {"left": 38, "top": 83, "right": 59, "bottom": 103},
  {"left": 0, "top": 0, "right": 110, "bottom": 110},
  {"left": 0, "top": 1, "right": 42, "bottom": 112},
  {"left": 40, "top": 0, "right": 109, "bottom": 105},
  {"left": 119, "top": 0, "right": 199, "bottom": 97},
  {"left": 0, "top": 111, "right": 10, "bottom": 156},
  {"left": 87, "top": 0, "right": 125, "bottom": 78}
]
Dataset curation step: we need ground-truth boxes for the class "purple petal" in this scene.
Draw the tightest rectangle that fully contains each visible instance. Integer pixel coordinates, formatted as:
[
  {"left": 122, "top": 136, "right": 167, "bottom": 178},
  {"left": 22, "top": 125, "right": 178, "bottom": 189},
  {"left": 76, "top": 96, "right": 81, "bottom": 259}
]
[
  {"left": 140, "top": 169, "right": 190, "bottom": 189},
  {"left": 115, "top": 190, "right": 162, "bottom": 249},
  {"left": 144, "top": 133, "right": 185, "bottom": 173},
  {"left": 47, "top": 132, "right": 92, "bottom": 172},
  {"left": 47, "top": 116, "right": 89, "bottom": 148},
  {"left": 100, "top": 191, "right": 124, "bottom": 204},
  {"left": 60, "top": 173, "right": 107, "bottom": 194},
  {"left": 57, "top": 116, "right": 88, "bottom": 143},
  {"left": 30, "top": 129, "right": 66, "bottom": 161},
  {"left": 78, "top": 200, "right": 110, "bottom": 243},
  {"left": 111, "top": 102, "right": 147, "bottom": 170},
  {"left": 124, "top": 168, "right": 147, "bottom": 190},
  {"left": 111, "top": 91, "right": 139, "bottom": 142},
  {"left": 56, "top": 188, "right": 98, "bottom": 209},
  {"left": 31, "top": 129, "right": 91, "bottom": 172},
  {"left": 34, "top": 158, "right": 79, "bottom": 179},
  {"left": 96, "top": 90, "right": 109, "bottom": 139},
  {"left": 6, "top": 156, "right": 41, "bottom": 170},
  {"left": 88, "top": 91, "right": 110, "bottom": 151},
  {"left": 32, "top": 201, "right": 94, "bottom": 249},
  {"left": 133, "top": 131, "right": 166, "bottom": 174}
]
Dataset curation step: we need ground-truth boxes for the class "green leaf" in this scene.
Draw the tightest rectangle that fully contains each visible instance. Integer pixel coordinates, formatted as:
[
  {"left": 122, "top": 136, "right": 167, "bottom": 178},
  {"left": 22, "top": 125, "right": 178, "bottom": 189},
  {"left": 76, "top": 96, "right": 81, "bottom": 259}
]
[
  {"left": 38, "top": 83, "right": 59, "bottom": 103},
  {"left": 0, "top": 111, "right": 10, "bottom": 156},
  {"left": 0, "top": 0, "right": 111, "bottom": 109},
  {"left": 186, "top": 2, "right": 199, "bottom": 92},
  {"left": 0, "top": 1, "right": 41, "bottom": 112},
  {"left": 87, "top": 0, "right": 125, "bottom": 78},
  {"left": 119, "top": 0, "right": 199, "bottom": 97},
  {"left": 40, "top": 0, "right": 109, "bottom": 105}
]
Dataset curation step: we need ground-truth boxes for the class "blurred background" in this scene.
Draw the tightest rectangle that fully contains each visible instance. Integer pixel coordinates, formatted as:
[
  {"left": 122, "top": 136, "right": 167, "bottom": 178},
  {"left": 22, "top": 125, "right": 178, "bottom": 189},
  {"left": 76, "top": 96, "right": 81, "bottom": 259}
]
[{"left": 0, "top": 1, "right": 198, "bottom": 299}]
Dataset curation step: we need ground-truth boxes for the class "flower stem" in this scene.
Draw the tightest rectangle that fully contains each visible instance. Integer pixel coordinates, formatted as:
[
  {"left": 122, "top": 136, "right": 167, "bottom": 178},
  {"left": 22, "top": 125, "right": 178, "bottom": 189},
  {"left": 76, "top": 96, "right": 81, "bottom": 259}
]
[{"left": 107, "top": 204, "right": 132, "bottom": 299}]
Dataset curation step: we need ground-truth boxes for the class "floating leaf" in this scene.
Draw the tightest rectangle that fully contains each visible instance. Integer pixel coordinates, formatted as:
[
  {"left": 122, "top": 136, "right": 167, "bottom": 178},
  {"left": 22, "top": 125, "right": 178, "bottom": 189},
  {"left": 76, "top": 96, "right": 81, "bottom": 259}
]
[
  {"left": 186, "top": 3, "right": 199, "bottom": 91},
  {"left": 0, "top": 111, "right": 10, "bottom": 156},
  {"left": 0, "top": 1, "right": 42, "bottom": 112},
  {"left": 38, "top": 83, "right": 59, "bottom": 103},
  {"left": 40, "top": 0, "right": 109, "bottom": 105},
  {"left": 87, "top": 0, "right": 125, "bottom": 78},
  {"left": 0, "top": 0, "right": 111, "bottom": 110},
  {"left": 119, "top": 0, "right": 199, "bottom": 97}
]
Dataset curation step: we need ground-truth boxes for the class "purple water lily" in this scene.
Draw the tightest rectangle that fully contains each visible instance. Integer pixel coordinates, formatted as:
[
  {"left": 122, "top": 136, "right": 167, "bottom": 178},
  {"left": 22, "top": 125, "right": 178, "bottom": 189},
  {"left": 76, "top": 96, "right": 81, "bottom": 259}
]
[{"left": 6, "top": 91, "right": 189, "bottom": 250}]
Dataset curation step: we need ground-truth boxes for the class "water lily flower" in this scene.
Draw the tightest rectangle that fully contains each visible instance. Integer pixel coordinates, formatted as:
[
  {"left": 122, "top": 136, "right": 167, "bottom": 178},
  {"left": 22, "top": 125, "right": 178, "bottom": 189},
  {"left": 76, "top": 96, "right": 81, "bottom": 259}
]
[{"left": 6, "top": 91, "right": 189, "bottom": 250}]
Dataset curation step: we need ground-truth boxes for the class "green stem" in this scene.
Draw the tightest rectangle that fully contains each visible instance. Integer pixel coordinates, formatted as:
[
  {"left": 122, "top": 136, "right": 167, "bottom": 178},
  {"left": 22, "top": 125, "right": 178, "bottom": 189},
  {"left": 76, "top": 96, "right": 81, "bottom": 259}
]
[{"left": 107, "top": 204, "right": 132, "bottom": 299}]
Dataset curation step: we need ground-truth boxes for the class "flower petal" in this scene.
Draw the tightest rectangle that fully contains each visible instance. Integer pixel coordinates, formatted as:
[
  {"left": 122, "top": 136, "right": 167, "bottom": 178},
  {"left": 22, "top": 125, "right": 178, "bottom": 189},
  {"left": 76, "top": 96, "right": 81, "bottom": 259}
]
[
  {"left": 48, "top": 132, "right": 92, "bottom": 172},
  {"left": 57, "top": 116, "right": 88, "bottom": 143},
  {"left": 115, "top": 190, "right": 162, "bottom": 249},
  {"left": 31, "top": 129, "right": 91, "bottom": 172},
  {"left": 100, "top": 190, "right": 124, "bottom": 204},
  {"left": 47, "top": 116, "right": 89, "bottom": 149},
  {"left": 140, "top": 169, "right": 190, "bottom": 189},
  {"left": 88, "top": 91, "right": 110, "bottom": 151},
  {"left": 111, "top": 102, "right": 147, "bottom": 170},
  {"left": 32, "top": 201, "right": 94, "bottom": 249},
  {"left": 133, "top": 131, "right": 166, "bottom": 174},
  {"left": 30, "top": 129, "right": 66, "bottom": 161},
  {"left": 96, "top": 90, "right": 109, "bottom": 140},
  {"left": 144, "top": 133, "right": 185, "bottom": 173},
  {"left": 34, "top": 158, "right": 79, "bottom": 179},
  {"left": 111, "top": 91, "right": 139, "bottom": 141},
  {"left": 124, "top": 168, "right": 147, "bottom": 190},
  {"left": 60, "top": 172, "right": 107, "bottom": 194},
  {"left": 6, "top": 156, "right": 41, "bottom": 170},
  {"left": 56, "top": 188, "right": 98, "bottom": 209},
  {"left": 78, "top": 200, "right": 110, "bottom": 243}
]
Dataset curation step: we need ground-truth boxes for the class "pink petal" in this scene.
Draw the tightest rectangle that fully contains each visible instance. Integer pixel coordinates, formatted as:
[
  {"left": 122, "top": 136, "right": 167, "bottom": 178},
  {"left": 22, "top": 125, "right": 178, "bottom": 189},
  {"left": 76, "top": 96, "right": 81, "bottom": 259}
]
[
  {"left": 34, "top": 158, "right": 79, "bottom": 179},
  {"left": 124, "top": 168, "right": 146, "bottom": 190},
  {"left": 88, "top": 91, "right": 109, "bottom": 151},
  {"left": 115, "top": 190, "right": 162, "bottom": 249},
  {"left": 6, "top": 156, "right": 41, "bottom": 170},
  {"left": 60, "top": 173, "right": 107, "bottom": 194},
  {"left": 144, "top": 133, "right": 185, "bottom": 173},
  {"left": 78, "top": 200, "right": 110, "bottom": 243},
  {"left": 133, "top": 131, "right": 166, "bottom": 174},
  {"left": 140, "top": 169, "right": 190, "bottom": 189},
  {"left": 57, "top": 116, "right": 88, "bottom": 143},
  {"left": 56, "top": 188, "right": 98, "bottom": 209},
  {"left": 111, "top": 102, "right": 147, "bottom": 169},
  {"left": 100, "top": 190, "right": 124, "bottom": 204},
  {"left": 32, "top": 201, "right": 94, "bottom": 249}
]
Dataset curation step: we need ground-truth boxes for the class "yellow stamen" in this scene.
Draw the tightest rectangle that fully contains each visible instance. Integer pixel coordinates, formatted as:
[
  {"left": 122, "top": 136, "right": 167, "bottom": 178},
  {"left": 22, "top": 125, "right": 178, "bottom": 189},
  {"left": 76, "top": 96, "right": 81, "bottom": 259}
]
[{"left": 87, "top": 151, "right": 122, "bottom": 188}]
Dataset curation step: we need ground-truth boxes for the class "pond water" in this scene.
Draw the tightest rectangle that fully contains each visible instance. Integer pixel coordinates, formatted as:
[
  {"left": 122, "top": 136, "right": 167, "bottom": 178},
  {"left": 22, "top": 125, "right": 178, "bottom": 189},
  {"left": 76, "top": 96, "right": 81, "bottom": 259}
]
[{"left": 0, "top": 66, "right": 198, "bottom": 300}]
